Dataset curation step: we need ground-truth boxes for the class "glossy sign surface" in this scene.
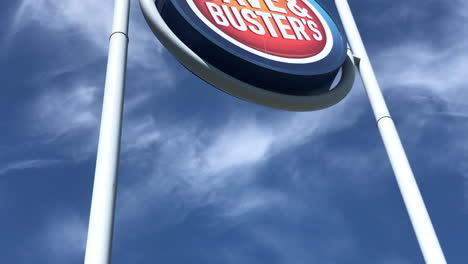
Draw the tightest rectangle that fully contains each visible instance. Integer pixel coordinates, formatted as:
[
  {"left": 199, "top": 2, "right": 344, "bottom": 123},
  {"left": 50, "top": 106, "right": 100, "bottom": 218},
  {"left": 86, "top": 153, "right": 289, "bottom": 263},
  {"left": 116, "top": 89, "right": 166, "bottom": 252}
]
[
  {"left": 153, "top": 0, "right": 347, "bottom": 95},
  {"left": 189, "top": 0, "right": 331, "bottom": 61},
  {"left": 141, "top": 0, "right": 355, "bottom": 110}
]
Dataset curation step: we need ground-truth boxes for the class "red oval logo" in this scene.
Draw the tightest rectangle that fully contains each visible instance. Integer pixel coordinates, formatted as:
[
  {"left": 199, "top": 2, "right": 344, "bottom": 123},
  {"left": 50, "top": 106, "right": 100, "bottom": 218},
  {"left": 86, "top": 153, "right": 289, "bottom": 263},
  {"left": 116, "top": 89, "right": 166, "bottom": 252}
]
[{"left": 187, "top": 0, "right": 332, "bottom": 61}]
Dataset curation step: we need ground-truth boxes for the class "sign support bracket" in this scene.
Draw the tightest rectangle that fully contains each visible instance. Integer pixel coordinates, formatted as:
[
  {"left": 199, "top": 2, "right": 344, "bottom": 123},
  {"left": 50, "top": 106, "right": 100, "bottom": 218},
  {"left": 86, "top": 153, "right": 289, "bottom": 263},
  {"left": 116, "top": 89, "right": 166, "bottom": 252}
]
[
  {"left": 335, "top": 0, "right": 446, "bottom": 263},
  {"left": 84, "top": 0, "right": 130, "bottom": 263}
]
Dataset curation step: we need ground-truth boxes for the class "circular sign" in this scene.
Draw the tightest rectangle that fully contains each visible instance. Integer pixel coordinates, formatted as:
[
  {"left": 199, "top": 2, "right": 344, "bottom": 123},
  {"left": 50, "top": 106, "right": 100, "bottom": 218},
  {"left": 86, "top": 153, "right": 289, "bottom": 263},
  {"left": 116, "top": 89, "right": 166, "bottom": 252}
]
[
  {"left": 187, "top": 0, "right": 332, "bottom": 63},
  {"left": 140, "top": 0, "right": 354, "bottom": 110}
]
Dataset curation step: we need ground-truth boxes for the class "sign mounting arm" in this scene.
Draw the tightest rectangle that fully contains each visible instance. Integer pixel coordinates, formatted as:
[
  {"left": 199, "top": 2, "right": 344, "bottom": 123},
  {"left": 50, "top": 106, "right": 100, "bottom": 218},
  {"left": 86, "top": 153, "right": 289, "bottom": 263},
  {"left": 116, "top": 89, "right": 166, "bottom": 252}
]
[{"left": 335, "top": 0, "right": 446, "bottom": 263}]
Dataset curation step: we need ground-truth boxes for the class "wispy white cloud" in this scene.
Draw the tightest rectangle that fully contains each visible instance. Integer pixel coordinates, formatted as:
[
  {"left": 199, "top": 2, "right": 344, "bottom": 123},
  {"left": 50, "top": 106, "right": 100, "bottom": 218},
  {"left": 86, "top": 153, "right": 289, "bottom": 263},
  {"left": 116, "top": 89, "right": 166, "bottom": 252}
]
[
  {"left": 39, "top": 211, "right": 87, "bottom": 261},
  {"left": 29, "top": 84, "right": 100, "bottom": 161},
  {"left": 33, "top": 85, "right": 99, "bottom": 138},
  {"left": 0, "top": 159, "right": 60, "bottom": 175},
  {"left": 375, "top": 43, "right": 468, "bottom": 99},
  {"left": 199, "top": 121, "right": 273, "bottom": 175},
  {"left": 12, "top": 0, "right": 113, "bottom": 49},
  {"left": 116, "top": 119, "right": 272, "bottom": 227},
  {"left": 365, "top": 0, "right": 468, "bottom": 182},
  {"left": 121, "top": 115, "right": 161, "bottom": 153},
  {"left": 221, "top": 188, "right": 291, "bottom": 218},
  {"left": 114, "top": 94, "right": 367, "bottom": 226},
  {"left": 369, "top": 0, "right": 468, "bottom": 102},
  {"left": 11, "top": 0, "right": 174, "bottom": 74},
  {"left": 10, "top": 0, "right": 179, "bottom": 163},
  {"left": 235, "top": 217, "right": 355, "bottom": 264}
]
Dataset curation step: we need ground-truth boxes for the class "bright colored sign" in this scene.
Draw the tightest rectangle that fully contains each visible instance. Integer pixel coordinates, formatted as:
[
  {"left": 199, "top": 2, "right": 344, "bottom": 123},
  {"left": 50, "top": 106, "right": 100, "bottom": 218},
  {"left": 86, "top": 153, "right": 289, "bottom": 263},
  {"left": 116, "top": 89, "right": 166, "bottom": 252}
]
[
  {"left": 188, "top": 0, "right": 332, "bottom": 62},
  {"left": 142, "top": 0, "right": 353, "bottom": 107}
]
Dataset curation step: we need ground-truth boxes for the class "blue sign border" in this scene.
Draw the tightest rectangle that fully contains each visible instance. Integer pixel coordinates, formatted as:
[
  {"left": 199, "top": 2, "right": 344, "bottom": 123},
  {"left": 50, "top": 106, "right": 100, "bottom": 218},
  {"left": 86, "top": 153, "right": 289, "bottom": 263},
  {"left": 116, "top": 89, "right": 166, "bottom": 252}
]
[{"left": 170, "top": 0, "right": 347, "bottom": 76}]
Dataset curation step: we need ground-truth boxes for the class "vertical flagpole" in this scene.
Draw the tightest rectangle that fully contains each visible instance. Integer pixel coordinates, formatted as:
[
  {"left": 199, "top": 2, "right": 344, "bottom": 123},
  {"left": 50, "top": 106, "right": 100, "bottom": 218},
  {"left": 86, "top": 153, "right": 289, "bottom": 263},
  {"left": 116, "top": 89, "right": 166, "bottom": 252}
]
[
  {"left": 84, "top": 0, "right": 130, "bottom": 263},
  {"left": 334, "top": 0, "right": 446, "bottom": 263}
]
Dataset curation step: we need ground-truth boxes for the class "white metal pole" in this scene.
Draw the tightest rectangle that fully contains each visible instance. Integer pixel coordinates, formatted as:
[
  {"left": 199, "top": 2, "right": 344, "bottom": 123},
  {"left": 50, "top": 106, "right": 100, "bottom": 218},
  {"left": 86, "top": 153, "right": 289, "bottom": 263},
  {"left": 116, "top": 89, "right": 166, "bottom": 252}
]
[
  {"left": 334, "top": 0, "right": 446, "bottom": 263},
  {"left": 84, "top": 0, "right": 130, "bottom": 263}
]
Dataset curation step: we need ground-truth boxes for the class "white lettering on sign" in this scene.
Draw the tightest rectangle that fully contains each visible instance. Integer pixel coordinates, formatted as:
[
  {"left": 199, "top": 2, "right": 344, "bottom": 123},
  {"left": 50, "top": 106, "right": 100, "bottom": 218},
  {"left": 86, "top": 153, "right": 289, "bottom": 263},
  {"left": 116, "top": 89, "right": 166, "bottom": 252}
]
[
  {"left": 264, "top": 0, "right": 286, "bottom": 14},
  {"left": 188, "top": 0, "right": 334, "bottom": 63},
  {"left": 241, "top": 9, "right": 265, "bottom": 35},
  {"left": 203, "top": 0, "right": 323, "bottom": 41},
  {"left": 287, "top": 0, "right": 312, "bottom": 18}
]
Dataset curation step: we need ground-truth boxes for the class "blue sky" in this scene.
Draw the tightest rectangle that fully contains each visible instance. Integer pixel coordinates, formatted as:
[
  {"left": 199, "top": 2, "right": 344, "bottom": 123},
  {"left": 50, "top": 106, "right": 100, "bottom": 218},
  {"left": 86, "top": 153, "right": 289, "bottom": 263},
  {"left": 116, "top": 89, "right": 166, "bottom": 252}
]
[{"left": 1, "top": 0, "right": 468, "bottom": 263}]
